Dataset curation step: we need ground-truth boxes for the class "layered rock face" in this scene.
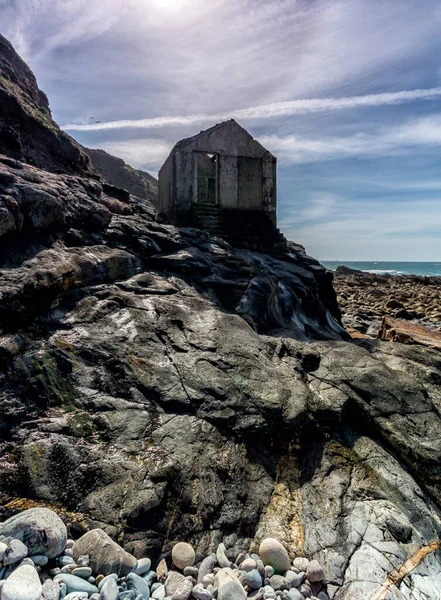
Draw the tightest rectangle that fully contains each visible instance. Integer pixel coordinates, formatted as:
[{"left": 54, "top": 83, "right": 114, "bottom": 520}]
[
  {"left": 0, "top": 34, "right": 90, "bottom": 174},
  {"left": 1, "top": 34, "right": 441, "bottom": 600}
]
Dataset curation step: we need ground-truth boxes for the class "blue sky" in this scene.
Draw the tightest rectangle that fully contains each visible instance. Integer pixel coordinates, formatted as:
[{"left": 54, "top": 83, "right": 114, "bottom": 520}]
[{"left": 2, "top": 0, "right": 441, "bottom": 260}]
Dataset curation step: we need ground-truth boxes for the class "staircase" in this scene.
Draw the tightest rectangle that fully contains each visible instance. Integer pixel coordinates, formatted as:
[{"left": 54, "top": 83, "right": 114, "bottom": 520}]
[{"left": 191, "top": 203, "right": 286, "bottom": 251}]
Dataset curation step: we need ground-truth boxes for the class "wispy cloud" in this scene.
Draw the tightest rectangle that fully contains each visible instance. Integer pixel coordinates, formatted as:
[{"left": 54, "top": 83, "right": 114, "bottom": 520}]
[
  {"left": 94, "top": 138, "right": 171, "bottom": 174},
  {"left": 62, "top": 87, "right": 441, "bottom": 131},
  {"left": 260, "top": 115, "right": 441, "bottom": 164}
]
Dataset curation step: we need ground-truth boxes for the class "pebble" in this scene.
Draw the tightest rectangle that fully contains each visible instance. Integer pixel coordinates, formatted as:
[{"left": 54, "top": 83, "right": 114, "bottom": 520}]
[
  {"left": 191, "top": 584, "right": 212, "bottom": 600},
  {"left": 64, "top": 593, "right": 88, "bottom": 600},
  {"left": 30, "top": 554, "right": 49, "bottom": 566},
  {"left": 172, "top": 543, "right": 196, "bottom": 571},
  {"left": 73, "top": 530, "right": 137, "bottom": 577},
  {"left": 65, "top": 540, "right": 76, "bottom": 549},
  {"left": 299, "top": 585, "right": 311, "bottom": 598},
  {"left": 152, "top": 584, "right": 166, "bottom": 600},
  {"left": 286, "top": 572, "right": 304, "bottom": 589},
  {"left": 197, "top": 555, "right": 216, "bottom": 585},
  {"left": 216, "top": 544, "right": 230, "bottom": 569},
  {"left": 98, "top": 575, "right": 119, "bottom": 592},
  {"left": 235, "top": 554, "right": 245, "bottom": 567},
  {"left": 60, "top": 556, "right": 76, "bottom": 567},
  {"left": 293, "top": 559, "right": 308, "bottom": 573},
  {"left": 77, "top": 555, "right": 90, "bottom": 567},
  {"left": 287, "top": 591, "right": 302, "bottom": 600},
  {"left": 136, "top": 558, "right": 152, "bottom": 576},
  {"left": 317, "top": 594, "right": 329, "bottom": 600},
  {"left": 64, "top": 549, "right": 74, "bottom": 558},
  {"left": 73, "top": 567, "right": 93, "bottom": 579},
  {"left": 0, "top": 541, "right": 7, "bottom": 561},
  {"left": 126, "top": 573, "right": 151, "bottom": 600},
  {"left": 2, "top": 564, "right": 42, "bottom": 600},
  {"left": 54, "top": 573, "right": 99, "bottom": 595},
  {"left": 202, "top": 574, "right": 215, "bottom": 587},
  {"left": 119, "top": 592, "right": 136, "bottom": 600},
  {"left": 259, "top": 540, "right": 290, "bottom": 575},
  {"left": 157, "top": 559, "right": 168, "bottom": 582},
  {"left": 42, "top": 579, "right": 61, "bottom": 600},
  {"left": 4, "top": 539, "right": 28, "bottom": 565},
  {"left": 240, "top": 559, "right": 256, "bottom": 573},
  {"left": 183, "top": 567, "right": 199, "bottom": 578},
  {"left": 246, "top": 569, "right": 262, "bottom": 590},
  {"left": 264, "top": 566, "right": 274, "bottom": 579},
  {"left": 305, "top": 561, "right": 325, "bottom": 584},
  {"left": 217, "top": 580, "right": 246, "bottom": 600}
]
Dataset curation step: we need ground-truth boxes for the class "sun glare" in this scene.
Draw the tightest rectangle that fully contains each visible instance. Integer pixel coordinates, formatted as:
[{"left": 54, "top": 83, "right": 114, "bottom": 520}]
[{"left": 151, "top": 0, "right": 191, "bottom": 14}]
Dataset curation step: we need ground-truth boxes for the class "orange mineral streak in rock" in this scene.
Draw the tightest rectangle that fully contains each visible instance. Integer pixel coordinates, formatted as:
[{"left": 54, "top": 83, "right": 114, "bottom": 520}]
[
  {"left": 378, "top": 316, "right": 441, "bottom": 351},
  {"left": 369, "top": 540, "right": 441, "bottom": 600}
]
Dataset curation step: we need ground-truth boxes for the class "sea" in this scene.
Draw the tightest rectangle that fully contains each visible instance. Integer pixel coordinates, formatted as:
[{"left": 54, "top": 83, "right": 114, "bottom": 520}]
[{"left": 321, "top": 261, "right": 441, "bottom": 277}]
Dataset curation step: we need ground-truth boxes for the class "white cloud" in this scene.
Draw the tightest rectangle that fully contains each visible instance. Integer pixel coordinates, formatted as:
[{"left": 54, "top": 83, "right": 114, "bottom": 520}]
[
  {"left": 94, "top": 138, "right": 172, "bottom": 172},
  {"left": 260, "top": 115, "right": 441, "bottom": 164},
  {"left": 62, "top": 87, "right": 441, "bottom": 132}
]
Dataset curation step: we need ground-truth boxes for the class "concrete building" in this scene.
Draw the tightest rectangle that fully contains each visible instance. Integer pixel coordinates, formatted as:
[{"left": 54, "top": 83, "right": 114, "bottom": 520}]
[{"left": 158, "top": 120, "right": 277, "bottom": 233}]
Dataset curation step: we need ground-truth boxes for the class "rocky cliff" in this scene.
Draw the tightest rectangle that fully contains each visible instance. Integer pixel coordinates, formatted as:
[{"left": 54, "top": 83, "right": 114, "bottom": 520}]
[
  {"left": 1, "top": 34, "right": 441, "bottom": 600},
  {"left": 84, "top": 147, "right": 158, "bottom": 206}
]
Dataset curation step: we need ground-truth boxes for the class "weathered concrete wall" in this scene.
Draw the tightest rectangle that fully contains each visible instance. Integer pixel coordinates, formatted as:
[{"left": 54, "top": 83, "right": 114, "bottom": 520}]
[
  {"left": 263, "top": 154, "right": 277, "bottom": 225},
  {"left": 174, "top": 150, "right": 193, "bottom": 223},
  {"left": 158, "top": 153, "right": 174, "bottom": 221},
  {"left": 219, "top": 155, "right": 238, "bottom": 208}
]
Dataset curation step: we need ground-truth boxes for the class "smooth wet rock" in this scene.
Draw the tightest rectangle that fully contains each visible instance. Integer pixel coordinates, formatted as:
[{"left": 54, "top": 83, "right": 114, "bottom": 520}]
[
  {"left": 135, "top": 558, "right": 152, "bottom": 576},
  {"left": 126, "top": 573, "right": 150, "bottom": 600},
  {"left": 216, "top": 544, "right": 230, "bottom": 569},
  {"left": 54, "top": 573, "right": 99, "bottom": 595},
  {"left": 165, "top": 572, "right": 186, "bottom": 596},
  {"left": 305, "top": 562, "right": 324, "bottom": 584},
  {"left": 240, "top": 559, "right": 256, "bottom": 573},
  {"left": 2, "top": 564, "right": 42, "bottom": 600},
  {"left": 77, "top": 555, "right": 90, "bottom": 567},
  {"left": 172, "top": 543, "right": 195, "bottom": 571},
  {"left": 287, "top": 590, "right": 302, "bottom": 600},
  {"left": 98, "top": 575, "right": 118, "bottom": 592},
  {"left": 60, "top": 556, "right": 75, "bottom": 567},
  {"left": 30, "top": 554, "right": 48, "bottom": 566},
  {"left": 317, "top": 593, "right": 329, "bottom": 600},
  {"left": 246, "top": 569, "right": 262, "bottom": 590},
  {"left": 258, "top": 540, "right": 290, "bottom": 575},
  {"left": 202, "top": 574, "right": 215, "bottom": 587},
  {"left": 0, "top": 541, "right": 7, "bottom": 561},
  {"left": 4, "top": 539, "right": 28, "bottom": 565},
  {"left": 0, "top": 508, "right": 67, "bottom": 559},
  {"left": 73, "top": 529, "right": 137, "bottom": 576},
  {"left": 73, "top": 566, "right": 93, "bottom": 578}
]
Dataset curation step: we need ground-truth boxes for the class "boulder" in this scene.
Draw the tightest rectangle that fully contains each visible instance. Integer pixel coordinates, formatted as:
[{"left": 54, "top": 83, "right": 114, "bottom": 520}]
[
  {"left": 172, "top": 542, "right": 195, "bottom": 570},
  {"left": 258, "top": 539, "right": 290, "bottom": 574},
  {"left": 73, "top": 529, "right": 136, "bottom": 576},
  {"left": 0, "top": 508, "right": 67, "bottom": 558},
  {"left": 2, "top": 564, "right": 42, "bottom": 600},
  {"left": 378, "top": 316, "right": 441, "bottom": 351}
]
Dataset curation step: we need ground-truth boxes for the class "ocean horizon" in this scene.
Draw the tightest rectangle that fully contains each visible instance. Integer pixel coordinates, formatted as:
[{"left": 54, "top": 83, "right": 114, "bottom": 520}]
[{"left": 321, "top": 261, "right": 441, "bottom": 277}]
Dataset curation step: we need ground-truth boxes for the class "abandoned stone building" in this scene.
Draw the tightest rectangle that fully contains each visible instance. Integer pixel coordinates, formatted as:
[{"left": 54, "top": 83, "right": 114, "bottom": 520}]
[{"left": 158, "top": 119, "right": 284, "bottom": 248}]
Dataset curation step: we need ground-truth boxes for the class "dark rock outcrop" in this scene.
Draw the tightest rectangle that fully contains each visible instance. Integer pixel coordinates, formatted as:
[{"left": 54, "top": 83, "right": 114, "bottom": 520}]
[
  {"left": 1, "top": 34, "right": 441, "bottom": 600},
  {"left": 83, "top": 147, "right": 158, "bottom": 206},
  {"left": 0, "top": 34, "right": 90, "bottom": 174}
]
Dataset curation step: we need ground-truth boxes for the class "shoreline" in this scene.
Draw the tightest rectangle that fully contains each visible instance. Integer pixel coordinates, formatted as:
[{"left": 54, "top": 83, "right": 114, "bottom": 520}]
[{"left": 331, "top": 266, "right": 441, "bottom": 337}]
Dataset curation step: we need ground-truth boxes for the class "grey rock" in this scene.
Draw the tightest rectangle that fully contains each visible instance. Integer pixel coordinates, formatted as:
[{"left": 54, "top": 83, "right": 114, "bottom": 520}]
[
  {"left": 1, "top": 565, "right": 42, "bottom": 600},
  {"left": 54, "top": 574, "right": 99, "bottom": 595},
  {"left": 42, "top": 579, "right": 61, "bottom": 600},
  {"left": 202, "top": 575, "right": 215, "bottom": 587},
  {"left": 135, "top": 558, "right": 152, "bottom": 576},
  {"left": 64, "top": 594, "right": 88, "bottom": 600},
  {"left": 60, "top": 556, "right": 75, "bottom": 567},
  {"left": 197, "top": 555, "right": 216, "bottom": 585},
  {"left": 216, "top": 544, "right": 230, "bottom": 569},
  {"left": 171, "top": 579, "right": 193, "bottom": 600},
  {"left": 76, "top": 555, "right": 90, "bottom": 567},
  {"left": 292, "top": 560, "right": 308, "bottom": 574},
  {"left": 305, "top": 562, "right": 324, "bottom": 584},
  {"left": 217, "top": 581, "right": 246, "bottom": 600},
  {"left": 73, "top": 530, "right": 136, "bottom": 576},
  {"left": 0, "top": 508, "right": 67, "bottom": 559},
  {"left": 73, "top": 567, "right": 93, "bottom": 579},
  {"left": 287, "top": 591, "right": 302, "bottom": 600},
  {"left": 165, "top": 572, "right": 186, "bottom": 596},
  {"left": 286, "top": 573, "right": 304, "bottom": 589},
  {"left": 263, "top": 566, "right": 274, "bottom": 579},
  {"left": 152, "top": 585, "right": 166, "bottom": 600},
  {"left": 258, "top": 541, "right": 290, "bottom": 575},
  {"left": 4, "top": 539, "right": 28, "bottom": 565},
  {"left": 240, "top": 560, "right": 256, "bottom": 573},
  {"left": 246, "top": 570, "right": 262, "bottom": 590},
  {"left": 126, "top": 573, "right": 150, "bottom": 600},
  {"left": 191, "top": 584, "right": 211, "bottom": 600},
  {"left": 30, "top": 554, "right": 48, "bottom": 566},
  {"left": 316, "top": 594, "right": 329, "bottom": 600},
  {"left": 298, "top": 586, "right": 310, "bottom": 599},
  {"left": 183, "top": 567, "right": 199, "bottom": 579},
  {"left": 119, "top": 593, "right": 136, "bottom": 600},
  {"left": 269, "top": 576, "right": 290, "bottom": 591}
]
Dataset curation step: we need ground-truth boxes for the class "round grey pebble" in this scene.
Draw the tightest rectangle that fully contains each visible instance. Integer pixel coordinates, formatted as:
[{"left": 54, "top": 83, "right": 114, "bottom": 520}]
[
  {"left": 30, "top": 554, "right": 48, "bottom": 566},
  {"left": 72, "top": 567, "right": 93, "bottom": 579},
  {"left": 305, "top": 562, "right": 324, "bottom": 584},
  {"left": 241, "top": 559, "right": 256, "bottom": 573},
  {"left": 135, "top": 558, "right": 152, "bottom": 576},
  {"left": 60, "top": 556, "right": 75, "bottom": 567},
  {"left": 292, "top": 559, "right": 308, "bottom": 573},
  {"left": 317, "top": 594, "right": 329, "bottom": 600},
  {"left": 98, "top": 575, "right": 118, "bottom": 592},
  {"left": 269, "top": 576, "right": 289, "bottom": 591},
  {"left": 246, "top": 569, "right": 262, "bottom": 590},
  {"left": 183, "top": 567, "right": 199, "bottom": 578},
  {"left": 4, "top": 539, "right": 28, "bottom": 566},
  {"left": 152, "top": 585, "right": 166, "bottom": 600}
]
